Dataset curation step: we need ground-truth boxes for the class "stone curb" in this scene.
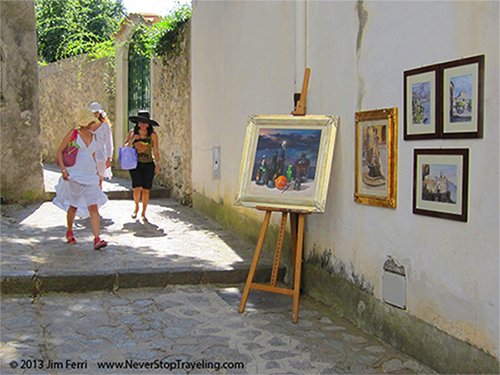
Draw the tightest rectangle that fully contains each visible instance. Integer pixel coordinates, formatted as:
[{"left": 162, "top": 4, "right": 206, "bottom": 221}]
[{"left": 1, "top": 267, "right": 284, "bottom": 296}]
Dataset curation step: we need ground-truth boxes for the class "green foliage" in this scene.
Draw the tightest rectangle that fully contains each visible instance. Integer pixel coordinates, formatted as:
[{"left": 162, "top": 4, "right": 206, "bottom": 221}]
[
  {"left": 36, "top": 0, "right": 191, "bottom": 64},
  {"left": 36, "top": 0, "right": 125, "bottom": 63},
  {"left": 128, "top": 4, "right": 192, "bottom": 59}
]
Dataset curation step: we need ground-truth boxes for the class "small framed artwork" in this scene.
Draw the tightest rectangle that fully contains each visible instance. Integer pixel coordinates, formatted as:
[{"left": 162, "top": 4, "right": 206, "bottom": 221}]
[
  {"left": 404, "top": 65, "right": 440, "bottom": 140},
  {"left": 235, "top": 114, "right": 338, "bottom": 213},
  {"left": 354, "top": 108, "right": 398, "bottom": 208},
  {"left": 413, "top": 148, "right": 469, "bottom": 222},
  {"left": 441, "top": 55, "right": 484, "bottom": 138}
]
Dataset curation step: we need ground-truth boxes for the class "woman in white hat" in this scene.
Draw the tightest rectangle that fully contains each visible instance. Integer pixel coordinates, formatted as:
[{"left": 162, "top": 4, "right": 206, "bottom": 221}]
[
  {"left": 89, "top": 101, "right": 114, "bottom": 188},
  {"left": 53, "top": 108, "right": 108, "bottom": 250}
]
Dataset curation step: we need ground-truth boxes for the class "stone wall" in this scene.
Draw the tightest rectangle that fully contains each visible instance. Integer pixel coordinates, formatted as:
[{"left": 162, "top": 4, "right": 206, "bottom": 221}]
[
  {"left": 0, "top": 1, "right": 44, "bottom": 203},
  {"left": 39, "top": 55, "right": 115, "bottom": 162},
  {"left": 151, "top": 23, "right": 192, "bottom": 205}
]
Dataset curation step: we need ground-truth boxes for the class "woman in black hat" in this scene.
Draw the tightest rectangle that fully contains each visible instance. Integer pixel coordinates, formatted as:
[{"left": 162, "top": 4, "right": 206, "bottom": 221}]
[{"left": 124, "top": 111, "right": 161, "bottom": 221}]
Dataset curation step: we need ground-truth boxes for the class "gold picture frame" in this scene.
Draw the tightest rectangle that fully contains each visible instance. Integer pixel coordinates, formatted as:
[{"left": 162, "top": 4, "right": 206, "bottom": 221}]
[
  {"left": 354, "top": 108, "right": 398, "bottom": 208},
  {"left": 234, "top": 114, "right": 338, "bottom": 213}
]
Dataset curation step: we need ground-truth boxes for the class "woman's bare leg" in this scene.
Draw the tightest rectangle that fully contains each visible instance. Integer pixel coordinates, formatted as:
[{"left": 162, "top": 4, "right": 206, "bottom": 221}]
[
  {"left": 132, "top": 188, "right": 141, "bottom": 218},
  {"left": 67, "top": 206, "right": 77, "bottom": 232},
  {"left": 88, "top": 205, "right": 100, "bottom": 239},
  {"left": 141, "top": 189, "right": 150, "bottom": 219}
]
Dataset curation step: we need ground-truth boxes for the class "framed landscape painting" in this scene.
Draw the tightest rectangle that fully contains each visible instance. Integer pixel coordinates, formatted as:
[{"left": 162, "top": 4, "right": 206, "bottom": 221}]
[
  {"left": 441, "top": 55, "right": 484, "bottom": 138},
  {"left": 404, "top": 65, "right": 440, "bottom": 140},
  {"left": 413, "top": 148, "right": 469, "bottom": 222},
  {"left": 235, "top": 115, "right": 338, "bottom": 213},
  {"left": 354, "top": 108, "right": 398, "bottom": 208}
]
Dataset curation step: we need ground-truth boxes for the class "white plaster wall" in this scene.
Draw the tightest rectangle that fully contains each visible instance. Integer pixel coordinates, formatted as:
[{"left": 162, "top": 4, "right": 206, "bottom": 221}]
[
  {"left": 192, "top": 0, "right": 295, "bottom": 209},
  {"left": 191, "top": 0, "right": 499, "bottom": 357}
]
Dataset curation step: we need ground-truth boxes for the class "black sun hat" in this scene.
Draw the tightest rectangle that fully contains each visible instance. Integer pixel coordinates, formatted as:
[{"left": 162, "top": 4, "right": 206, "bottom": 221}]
[{"left": 129, "top": 110, "right": 160, "bottom": 127}]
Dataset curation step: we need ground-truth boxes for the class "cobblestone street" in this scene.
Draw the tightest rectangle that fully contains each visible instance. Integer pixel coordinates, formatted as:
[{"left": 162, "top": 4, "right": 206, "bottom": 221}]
[{"left": 1, "top": 285, "right": 434, "bottom": 374}]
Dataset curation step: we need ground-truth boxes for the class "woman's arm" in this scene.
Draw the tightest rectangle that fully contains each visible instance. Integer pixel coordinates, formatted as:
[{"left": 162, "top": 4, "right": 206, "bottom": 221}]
[
  {"left": 104, "top": 123, "right": 114, "bottom": 168},
  {"left": 124, "top": 130, "right": 136, "bottom": 146},
  {"left": 152, "top": 132, "right": 161, "bottom": 174},
  {"left": 56, "top": 129, "right": 77, "bottom": 180}
]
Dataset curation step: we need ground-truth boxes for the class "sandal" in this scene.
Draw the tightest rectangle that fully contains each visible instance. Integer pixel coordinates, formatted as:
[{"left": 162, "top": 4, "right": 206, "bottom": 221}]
[
  {"left": 66, "top": 230, "right": 76, "bottom": 244},
  {"left": 93, "top": 237, "right": 107, "bottom": 250},
  {"left": 131, "top": 211, "right": 138, "bottom": 219}
]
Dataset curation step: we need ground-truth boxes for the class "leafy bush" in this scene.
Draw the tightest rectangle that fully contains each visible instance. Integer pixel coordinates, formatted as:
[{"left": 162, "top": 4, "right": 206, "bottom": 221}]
[
  {"left": 36, "top": 0, "right": 125, "bottom": 63},
  {"left": 36, "top": 0, "right": 192, "bottom": 63},
  {"left": 129, "top": 4, "right": 192, "bottom": 59}
]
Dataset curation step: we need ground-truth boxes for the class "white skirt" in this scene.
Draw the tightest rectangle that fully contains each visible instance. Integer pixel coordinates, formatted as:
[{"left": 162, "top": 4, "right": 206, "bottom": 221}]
[{"left": 53, "top": 178, "right": 108, "bottom": 219}]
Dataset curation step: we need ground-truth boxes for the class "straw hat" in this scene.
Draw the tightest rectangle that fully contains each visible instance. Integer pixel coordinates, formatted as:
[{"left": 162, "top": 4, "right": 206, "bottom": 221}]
[{"left": 75, "top": 108, "right": 97, "bottom": 128}]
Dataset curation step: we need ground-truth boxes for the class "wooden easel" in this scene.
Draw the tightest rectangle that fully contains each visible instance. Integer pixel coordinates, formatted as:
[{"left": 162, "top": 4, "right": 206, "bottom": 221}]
[
  {"left": 239, "top": 68, "right": 311, "bottom": 323},
  {"left": 292, "top": 67, "right": 310, "bottom": 116}
]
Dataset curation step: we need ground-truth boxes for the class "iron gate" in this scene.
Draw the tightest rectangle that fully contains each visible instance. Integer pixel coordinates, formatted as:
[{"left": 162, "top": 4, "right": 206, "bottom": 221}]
[{"left": 128, "top": 54, "right": 151, "bottom": 130}]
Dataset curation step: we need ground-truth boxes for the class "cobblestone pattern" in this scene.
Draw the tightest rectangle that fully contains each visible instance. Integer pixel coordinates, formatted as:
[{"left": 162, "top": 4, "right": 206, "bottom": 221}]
[{"left": 0, "top": 285, "right": 435, "bottom": 374}]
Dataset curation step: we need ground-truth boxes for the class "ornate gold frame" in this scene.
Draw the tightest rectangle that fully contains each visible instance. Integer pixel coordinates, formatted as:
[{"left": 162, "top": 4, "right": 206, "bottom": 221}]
[
  {"left": 235, "top": 114, "right": 338, "bottom": 213},
  {"left": 354, "top": 108, "right": 398, "bottom": 208}
]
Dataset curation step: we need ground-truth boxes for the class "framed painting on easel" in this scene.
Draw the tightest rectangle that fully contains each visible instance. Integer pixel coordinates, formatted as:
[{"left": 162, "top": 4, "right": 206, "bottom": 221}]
[{"left": 234, "top": 114, "right": 338, "bottom": 213}]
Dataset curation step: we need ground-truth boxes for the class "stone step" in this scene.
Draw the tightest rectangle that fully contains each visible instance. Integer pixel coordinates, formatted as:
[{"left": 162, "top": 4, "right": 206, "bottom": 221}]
[{"left": 0, "top": 267, "right": 283, "bottom": 296}]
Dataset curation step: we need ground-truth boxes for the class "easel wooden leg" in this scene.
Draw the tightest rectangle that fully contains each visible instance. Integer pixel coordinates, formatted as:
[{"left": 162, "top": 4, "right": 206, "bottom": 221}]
[
  {"left": 292, "top": 213, "right": 305, "bottom": 323},
  {"left": 239, "top": 208, "right": 307, "bottom": 323},
  {"left": 238, "top": 211, "right": 272, "bottom": 313},
  {"left": 270, "top": 212, "right": 288, "bottom": 287},
  {"left": 290, "top": 212, "right": 298, "bottom": 277}
]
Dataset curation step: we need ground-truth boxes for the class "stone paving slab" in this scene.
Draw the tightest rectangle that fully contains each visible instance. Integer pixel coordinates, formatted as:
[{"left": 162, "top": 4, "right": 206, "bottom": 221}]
[
  {"left": 0, "top": 285, "right": 436, "bottom": 374},
  {"left": 1, "top": 199, "right": 277, "bottom": 294}
]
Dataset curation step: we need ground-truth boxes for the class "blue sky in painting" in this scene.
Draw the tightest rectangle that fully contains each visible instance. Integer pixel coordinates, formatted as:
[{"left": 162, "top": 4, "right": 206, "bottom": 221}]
[
  {"left": 450, "top": 74, "right": 473, "bottom": 98},
  {"left": 429, "top": 164, "right": 457, "bottom": 184}
]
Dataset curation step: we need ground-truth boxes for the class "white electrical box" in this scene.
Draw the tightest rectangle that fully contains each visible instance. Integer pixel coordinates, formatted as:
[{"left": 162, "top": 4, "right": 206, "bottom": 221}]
[{"left": 382, "top": 271, "right": 406, "bottom": 309}]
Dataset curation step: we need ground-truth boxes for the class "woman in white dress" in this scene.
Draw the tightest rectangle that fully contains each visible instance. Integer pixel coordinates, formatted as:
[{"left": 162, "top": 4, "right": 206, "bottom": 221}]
[
  {"left": 53, "top": 109, "right": 108, "bottom": 250},
  {"left": 89, "top": 102, "right": 113, "bottom": 188}
]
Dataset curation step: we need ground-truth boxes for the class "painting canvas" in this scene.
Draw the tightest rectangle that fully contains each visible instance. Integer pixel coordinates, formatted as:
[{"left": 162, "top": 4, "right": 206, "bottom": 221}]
[
  {"left": 355, "top": 108, "right": 398, "bottom": 208},
  {"left": 404, "top": 65, "right": 439, "bottom": 140},
  {"left": 413, "top": 149, "right": 469, "bottom": 222},
  {"left": 442, "top": 55, "right": 484, "bottom": 138},
  {"left": 235, "top": 115, "right": 338, "bottom": 212}
]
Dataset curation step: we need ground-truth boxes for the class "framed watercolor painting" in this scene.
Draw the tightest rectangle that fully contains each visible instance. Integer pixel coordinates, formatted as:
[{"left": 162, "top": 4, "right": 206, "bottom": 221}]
[
  {"left": 354, "top": 108, "right": 398, "bottom": 208},
  {"left": 404, "top": 64, "right": 440, "bottom": 140},
  {"left": 441, "top": 55, "right": 484, "bottom": 138},
  {"left": 234, "top": 115, "right": 338, "bottom": 213},
  {"left": 413, "top": 148, "right": 469, "bottom": 222}
]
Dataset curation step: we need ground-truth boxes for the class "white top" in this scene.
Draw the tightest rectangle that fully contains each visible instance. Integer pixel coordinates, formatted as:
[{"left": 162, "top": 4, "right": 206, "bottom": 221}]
[
  {"left": 92, "top": 121, "right": 114, "bottom": 162},
  {"left": 66, "top": 133, "right": 100, "bottom": 185}
]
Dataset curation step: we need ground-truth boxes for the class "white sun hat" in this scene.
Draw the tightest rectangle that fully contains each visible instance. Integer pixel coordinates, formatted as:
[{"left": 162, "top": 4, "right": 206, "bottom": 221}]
[{"left": 89, "top": 101, "right": 104, "bottom": 113}]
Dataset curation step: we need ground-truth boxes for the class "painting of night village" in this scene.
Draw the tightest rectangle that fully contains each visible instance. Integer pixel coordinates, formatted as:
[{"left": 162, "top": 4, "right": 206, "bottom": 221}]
[
  {"left": 248, "top": 128, "right": 322, "bottom": 197},
  {"left": 421, "top": 163, "right": 457, "bottom": 204}
]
